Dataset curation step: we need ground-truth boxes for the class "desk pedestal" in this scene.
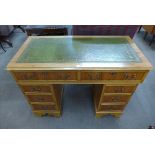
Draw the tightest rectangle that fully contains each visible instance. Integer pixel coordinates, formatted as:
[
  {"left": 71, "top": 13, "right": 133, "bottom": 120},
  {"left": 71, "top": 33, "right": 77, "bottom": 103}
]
[{"left": 94, "top": 84, "right": 137, "bottom": 117}]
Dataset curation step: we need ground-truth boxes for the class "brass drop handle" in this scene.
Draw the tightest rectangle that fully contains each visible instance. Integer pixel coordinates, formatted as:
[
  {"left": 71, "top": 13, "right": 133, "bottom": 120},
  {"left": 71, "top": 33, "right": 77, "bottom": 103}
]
[
  {"left": 124, "top": 73, "right": 137, "bottom": 80},
  {"left": 114, "top": 87, "right": 125, "bottom": 93},
  {"left": 22, "top": 74, "right": 30, "bottom": 80},
  {"left": 37, "top": 97, "right": 45, "bottom": 101},
  {"left": 111, "top": 96, "right": 120, "bottom": 102},
  {"left": 88, "top": 73, "right": 93, "bottom": 80},
  {"left": 110, "top": 72, "right": 117, "bottom": 76},
  {"left": 88, "top": 73, "right": 101, "bottom": 80},
  {"left": 110, "top": 72, "right": 117, "bottom": 79},
  {"left": 42, "top": 106, "right": 48, "bottom": 110},
  {"left": 131, "top": 74, "right": 137, "bottom": 80},
  {"left": 22, "top": 73, "right": 36, "bottom": 80},
  {"left": 114, "top": 88, "right": 120, "bottom": 93},
  {"left": 122, "top": 88, "right": 125, "bottom": 92},
  {"left": 64, "top": 74, "right": 71, "bottom": 80},
  {"left": 123, "top": 73, "right": 129, "bottom": 80},
  {"left": 58, "top": 73, "right": 71, "bottom": 80},
  {"left": 42, "top": 113, "right": 48, "bottom": 116},
  {"left": 42, "top": 72, "right": 49, "bottom": 79},
  {"left": 32, "top": 87, "right": 41, "bottom": 91},
  {"left": 96, "top": 73, "right": 101, "bottom": 80}
]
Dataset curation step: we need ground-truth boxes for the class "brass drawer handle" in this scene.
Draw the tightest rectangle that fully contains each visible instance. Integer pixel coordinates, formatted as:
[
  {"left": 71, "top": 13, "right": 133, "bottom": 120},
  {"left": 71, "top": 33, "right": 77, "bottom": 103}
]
[
  {"left": 64, "top": 74, "right": 71, "bottom": 80},
  {"left": 123, "top": 73, "right": 130, "bottom": 80},
  {"left": 114, "top": 88, "right": 125, "bottom": 93},
  {"left": 111, "top": 96, "right": 120, "bottom": 102},
  {"left": 37, "top": 97, "right": 45, "bottom": 101},
  {"left": 131, "top": 74, "right": 137, "bottom": 80},
  {"left": 88, "top": 73, "right": 93, "bottom": 80},
  {"left": 42, "top": 106, "right": 48, "bottom": 110},
  {"left": 22, "top": 73, "right": 36, "bottom": 80},
  {"left": 58, "top": 73, "right": 71, "bottom": 80},
  {"left": 42, "top": 113, "right": 49, "bottom": 116},
  {"left": 110, "top": 72, "right": 117, "bottom": 77},
  {"left": 42, "top": 72, "right": 49, "bottom": 79},
  {"left": 31, "top": 87, "right": 41, "bottom": 91},
  {"left": 124, "top": 73, "right": 137, "bottom": 80},
  {"left": 88, "top": 73, "right": 100, "bottom": 80}
]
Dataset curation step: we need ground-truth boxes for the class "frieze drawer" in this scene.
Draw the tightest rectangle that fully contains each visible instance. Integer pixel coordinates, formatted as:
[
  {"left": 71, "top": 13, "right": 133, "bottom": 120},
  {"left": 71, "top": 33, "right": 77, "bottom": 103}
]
[
  {"left": 80, "top": 71, "right": 146, "bottom": 81},
  {"left": 13, "top": 71, "right": 77, "bottom": 81},
  {"left": 102, "top": 72, "right": 145, "bottom": 80}
]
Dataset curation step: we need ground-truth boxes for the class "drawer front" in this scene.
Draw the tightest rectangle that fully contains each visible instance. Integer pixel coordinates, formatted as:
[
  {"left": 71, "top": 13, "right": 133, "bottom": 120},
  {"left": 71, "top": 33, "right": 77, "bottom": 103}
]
[
  {"left": 26, "top": 95, "right": 54, "bottom": 102},
  {"left": 21, "top": 85, "right": 51, "bottom": 93},
  {"left": 104, "top": 85, "right": 136, "bottom": 93},
  {"left": 99, "top": 105, "right": 125, "bottom": 111},
  {"left": 33, "top": 110, "right": 61, "bottom": 117},
  {"left": 103, "top": 72, "right": 145, "bottom": 80},
  {"left": 81, "top": 71, "right": 145, "bottom": 81},
  {"left": 13, "top": 71, "right": 77, "bottom": 81},
  {"left": 31, "top": 104, "right": 57, "bottom": 111},
  {"left": 101, "top": 95, "right": 130, "bottom": 103}
]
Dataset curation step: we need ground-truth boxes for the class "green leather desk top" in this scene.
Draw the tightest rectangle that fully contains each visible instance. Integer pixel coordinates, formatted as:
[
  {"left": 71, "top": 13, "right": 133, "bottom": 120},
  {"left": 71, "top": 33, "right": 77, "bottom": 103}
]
[{"left": 17, "top": 37, "right": 141, "bottom": 63}]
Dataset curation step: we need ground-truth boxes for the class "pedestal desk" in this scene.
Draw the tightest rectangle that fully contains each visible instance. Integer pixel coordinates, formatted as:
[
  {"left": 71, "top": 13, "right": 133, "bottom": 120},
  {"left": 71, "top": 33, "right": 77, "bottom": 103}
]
[{"left": 7, "top": 36, "right": 152, "bottom": 117}]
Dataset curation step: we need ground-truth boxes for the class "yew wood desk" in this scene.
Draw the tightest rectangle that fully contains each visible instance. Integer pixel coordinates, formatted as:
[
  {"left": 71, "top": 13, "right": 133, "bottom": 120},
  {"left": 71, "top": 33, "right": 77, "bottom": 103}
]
[{"left": 7, "top": 36, "right": 152, "bottom": 117}]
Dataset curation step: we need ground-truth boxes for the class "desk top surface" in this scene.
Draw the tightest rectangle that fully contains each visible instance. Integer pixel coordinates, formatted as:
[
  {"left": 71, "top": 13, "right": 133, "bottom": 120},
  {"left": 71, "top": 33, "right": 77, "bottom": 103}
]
[{"left": 7, "top": 36, "right": 152, "bottom": 70}]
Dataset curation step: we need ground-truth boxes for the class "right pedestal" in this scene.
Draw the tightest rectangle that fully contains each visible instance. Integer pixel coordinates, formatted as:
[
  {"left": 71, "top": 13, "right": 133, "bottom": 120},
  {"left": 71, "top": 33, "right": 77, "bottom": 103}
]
[{"left": 94, "top": 84, "right": 138, "bottom": 117}]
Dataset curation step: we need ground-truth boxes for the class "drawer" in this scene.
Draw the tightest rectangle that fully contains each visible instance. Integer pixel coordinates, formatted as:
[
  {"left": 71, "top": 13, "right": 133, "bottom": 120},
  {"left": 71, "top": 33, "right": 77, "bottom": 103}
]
[
  {"left": 31, "top": 104, "right": 57, "bottom": 111},
  {"left": 26, "top": 94, "right": 55, "bottom": 102},
  {"left": 102, "top": 72, "right": 145, "bottom": 80},
  {"left": 33, "top": 110, "right": 61, "bottom": 117},
  {"left": 101, "top": 95, "right": 130, "bottom": 103},
  {"left": 104, "top": 85, "right": 137, "bottom": 93},
  {"left": 80, "top": 71, "right": 145, "bottom": 80},
  {"left": 99, "top": 105, "right": 125, "bottom": 111},
  {"left": 13, "top": 71, "right": 77, "bottom": 81},
  {"left": 20, "top": 85, "right": 51, "bottom": 93}
]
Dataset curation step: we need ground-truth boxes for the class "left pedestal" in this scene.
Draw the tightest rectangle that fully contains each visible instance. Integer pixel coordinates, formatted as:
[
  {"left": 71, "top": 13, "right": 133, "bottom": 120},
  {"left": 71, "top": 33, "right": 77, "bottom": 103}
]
[
  {"left": 19, "top": 84, "right": 63, "bottom": 117},
  {"left": 20, "top": 84, "right": 63, "bottom": 117},
  {"left": 11, "top": 70, "right": 63, "bottom": 117}
]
